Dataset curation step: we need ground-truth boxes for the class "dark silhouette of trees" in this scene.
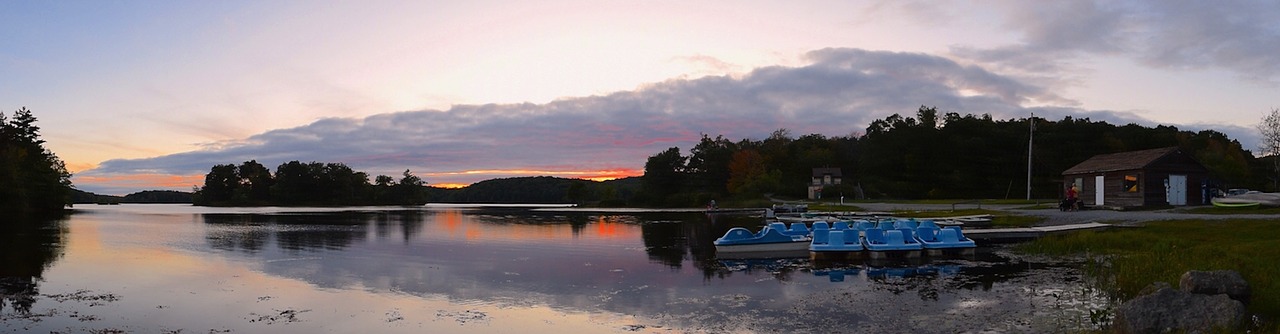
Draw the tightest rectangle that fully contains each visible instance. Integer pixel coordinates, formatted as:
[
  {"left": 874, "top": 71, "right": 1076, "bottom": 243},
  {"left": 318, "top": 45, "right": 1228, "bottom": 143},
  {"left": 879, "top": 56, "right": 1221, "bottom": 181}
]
[
  {"left": 194, "top": 161, "right": 428, "bottom": 206},
  {"left": 640, "top": 147, "right": 688, "bottom": 204},
  {"left": 425, "top": 176, "right": 638, "bottom": 204},
  {"left": 639, "top": 105, "right": 1262, "bottom": 204},
  {"left": 0, "top": 107, "right": 72, "bottom": 215},
  {"left": 237, "top": 160, "right": 273, "bottom": 202},
  {"left": 201, "top": 164, "right": 239, "bottom": 203}
]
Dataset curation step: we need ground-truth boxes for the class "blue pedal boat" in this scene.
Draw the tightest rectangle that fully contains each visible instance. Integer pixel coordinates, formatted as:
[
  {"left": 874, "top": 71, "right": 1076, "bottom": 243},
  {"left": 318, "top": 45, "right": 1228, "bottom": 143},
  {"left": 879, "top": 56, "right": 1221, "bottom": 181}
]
[
  {"left": 862, "top": 227, "right": 923, "bottom": 258},
  {"left": 915, "top": 226, "right": 977, "bottom": 255},
  {"left": 714, "top": 222, "right": 811, "bottom": 254},
  {"left": 810, "top": 228, "right": 864, "bottom": 252}
]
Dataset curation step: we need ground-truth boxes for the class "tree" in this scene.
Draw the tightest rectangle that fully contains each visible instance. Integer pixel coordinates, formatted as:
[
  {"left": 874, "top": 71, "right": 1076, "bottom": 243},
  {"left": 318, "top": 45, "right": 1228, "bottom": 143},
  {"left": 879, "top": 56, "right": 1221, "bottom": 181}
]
[
  {"left": 374, "top": 175, "right": 395, "bottom": 186},
  {"left": 389, "top": 170, "right": 428, "bottom": 205},
  {"left": 1258, "top": 108, "right": 1280, "bottom": 190},
  {"left": 641, "top": 147, "right": 687, "bottom": 196},
  {"left": 0, "top": 107, "right": 73, "bottom": 214},
  {"left": 727, "top": 149, "right": 780, "bottom": 195},
  {"left": 237, "top": 160, "right": 273, "bottom": 202},
  {"left": 199, "top": 164, "right": 239, "bottom": 204},
  {"left": 686, "top": 134, "right": 735, "bottom": 194}
]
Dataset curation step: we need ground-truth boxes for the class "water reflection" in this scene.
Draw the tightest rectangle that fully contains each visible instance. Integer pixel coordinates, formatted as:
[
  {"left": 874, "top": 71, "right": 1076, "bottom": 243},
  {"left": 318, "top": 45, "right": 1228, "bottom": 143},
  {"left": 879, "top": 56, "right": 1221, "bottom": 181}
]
[
  {"left": 185, "top": 208, "right": 1106, "bottom": 332},
  {"left": 0, "top": 214, "right": 68, "bottom": 314}
]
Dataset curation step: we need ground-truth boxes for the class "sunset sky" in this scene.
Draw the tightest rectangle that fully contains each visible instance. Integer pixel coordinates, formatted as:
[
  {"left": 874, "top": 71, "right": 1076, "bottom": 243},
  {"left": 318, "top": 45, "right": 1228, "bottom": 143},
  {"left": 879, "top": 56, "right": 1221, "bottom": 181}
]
[{"left": 4, "top": 1, "right": 1278, "bottom": 195}]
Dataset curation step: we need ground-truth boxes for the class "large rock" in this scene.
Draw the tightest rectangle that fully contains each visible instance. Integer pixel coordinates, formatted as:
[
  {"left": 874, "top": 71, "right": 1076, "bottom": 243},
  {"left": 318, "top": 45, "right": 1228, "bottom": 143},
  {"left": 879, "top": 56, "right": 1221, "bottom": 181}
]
[
  {"left": 1180, "top": 270, "right": 1251, "bottom": 303},
  {"left": 1115, "top": 286, "right": 1246, "bottom": 334}
]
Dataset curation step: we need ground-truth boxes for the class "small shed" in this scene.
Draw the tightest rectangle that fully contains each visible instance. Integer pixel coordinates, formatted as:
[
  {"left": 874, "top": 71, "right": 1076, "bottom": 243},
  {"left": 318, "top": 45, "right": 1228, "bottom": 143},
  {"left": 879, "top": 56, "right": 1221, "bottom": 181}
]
[
  {"left": 1061, "top": 147, "right": 1209, "bottom": 208},
  {"left": 808, "top": 167, "right": 842, "bottom": 199}
]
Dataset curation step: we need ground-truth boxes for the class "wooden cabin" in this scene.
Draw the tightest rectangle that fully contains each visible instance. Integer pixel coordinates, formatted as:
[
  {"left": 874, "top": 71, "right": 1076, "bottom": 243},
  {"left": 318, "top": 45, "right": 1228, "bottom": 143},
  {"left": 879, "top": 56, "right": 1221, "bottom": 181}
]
[
  {"left": 1061, "top": 147, "right": 1209, "bottom": 208},
  {"left": 808, "top": 167, "right": 842, "bottom": 199}
]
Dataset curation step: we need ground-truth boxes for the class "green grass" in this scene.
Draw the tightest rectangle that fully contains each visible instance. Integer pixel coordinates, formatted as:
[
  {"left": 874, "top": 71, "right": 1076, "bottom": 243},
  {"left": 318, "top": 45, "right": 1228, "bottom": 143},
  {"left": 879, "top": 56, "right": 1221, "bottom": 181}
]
[{"left": 1019, "top": 219, "right": 1280, "bottom": 318}]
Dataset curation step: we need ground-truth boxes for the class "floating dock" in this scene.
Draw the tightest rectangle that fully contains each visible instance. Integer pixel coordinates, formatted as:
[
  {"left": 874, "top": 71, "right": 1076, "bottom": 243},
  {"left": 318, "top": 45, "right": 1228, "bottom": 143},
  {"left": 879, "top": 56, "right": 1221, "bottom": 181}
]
[{"left": 963, "top": 222, "right": 1111, "bottom": 242}]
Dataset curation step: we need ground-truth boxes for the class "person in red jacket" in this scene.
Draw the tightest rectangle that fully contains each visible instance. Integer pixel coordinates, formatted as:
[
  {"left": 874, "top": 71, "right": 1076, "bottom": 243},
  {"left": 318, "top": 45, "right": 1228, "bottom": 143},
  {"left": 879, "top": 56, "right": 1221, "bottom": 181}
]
[{"left": 1063, "top": 183, "right": 1080, "bottom": 211}]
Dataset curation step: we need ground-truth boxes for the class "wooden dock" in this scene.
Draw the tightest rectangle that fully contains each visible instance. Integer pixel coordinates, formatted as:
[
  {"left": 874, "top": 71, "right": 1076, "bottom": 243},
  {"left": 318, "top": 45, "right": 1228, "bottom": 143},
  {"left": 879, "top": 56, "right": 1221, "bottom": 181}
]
[{"left": 964, "top": 222, "right": 1111, "bottom": 242}]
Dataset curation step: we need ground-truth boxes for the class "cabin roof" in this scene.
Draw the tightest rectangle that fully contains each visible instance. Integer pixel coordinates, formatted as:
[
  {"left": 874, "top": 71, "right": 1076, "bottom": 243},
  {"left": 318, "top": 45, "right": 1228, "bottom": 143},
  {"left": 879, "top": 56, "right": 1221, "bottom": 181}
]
[
  {"left": 1061, "top": 147, "right": 1185, "bottom": 175},
  {"left": 812, "top": 167, "right": 842, "bottom": 177}
]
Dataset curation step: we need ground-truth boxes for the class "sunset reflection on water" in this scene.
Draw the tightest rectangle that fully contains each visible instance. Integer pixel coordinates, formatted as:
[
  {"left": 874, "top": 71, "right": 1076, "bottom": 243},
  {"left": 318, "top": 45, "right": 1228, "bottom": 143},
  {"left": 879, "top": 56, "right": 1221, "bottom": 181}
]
[{"left": 2, "top": 204, "right": 1109, "bottom": 333}]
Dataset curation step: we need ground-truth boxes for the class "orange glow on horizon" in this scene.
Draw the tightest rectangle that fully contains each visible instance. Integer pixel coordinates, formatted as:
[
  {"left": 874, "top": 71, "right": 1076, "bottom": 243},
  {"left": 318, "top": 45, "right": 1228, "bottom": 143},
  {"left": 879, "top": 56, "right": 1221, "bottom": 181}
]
[
  {"left": 425, "top": 168, "right": 641, "bottom": 187},
  {"left": 71, "top": 168, "right": 643, "bottom": 193},
  {"left": 74, "top": 173, "right": 205, "bottom": 193},
  {"left": 66, "top": 161, "right": 98, "bottom": 174}
]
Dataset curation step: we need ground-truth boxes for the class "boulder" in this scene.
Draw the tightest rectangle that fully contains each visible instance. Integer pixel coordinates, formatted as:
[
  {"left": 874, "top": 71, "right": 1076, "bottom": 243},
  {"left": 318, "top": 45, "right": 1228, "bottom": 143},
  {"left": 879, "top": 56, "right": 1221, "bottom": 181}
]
[
  {"left": 1115, "top": 286, "right": 1246, "bottom": 334},
  {"left": 1180, "top": 270, "right": 1251, "bottom": 304}
]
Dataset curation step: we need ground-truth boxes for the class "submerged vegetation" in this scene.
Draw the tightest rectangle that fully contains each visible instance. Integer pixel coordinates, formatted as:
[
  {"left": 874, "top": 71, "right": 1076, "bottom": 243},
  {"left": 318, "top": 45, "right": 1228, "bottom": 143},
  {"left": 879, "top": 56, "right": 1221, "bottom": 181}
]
[{"left": 1020, "top": 220, "right": 1280, "bottom": 318}]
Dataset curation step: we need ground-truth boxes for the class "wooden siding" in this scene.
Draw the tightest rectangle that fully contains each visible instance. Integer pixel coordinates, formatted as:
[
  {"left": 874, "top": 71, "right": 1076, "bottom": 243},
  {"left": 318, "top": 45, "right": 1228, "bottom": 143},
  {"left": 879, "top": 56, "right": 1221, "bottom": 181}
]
[{"left": 1062, "top": 148, "right": 1210, "bottom": 208}]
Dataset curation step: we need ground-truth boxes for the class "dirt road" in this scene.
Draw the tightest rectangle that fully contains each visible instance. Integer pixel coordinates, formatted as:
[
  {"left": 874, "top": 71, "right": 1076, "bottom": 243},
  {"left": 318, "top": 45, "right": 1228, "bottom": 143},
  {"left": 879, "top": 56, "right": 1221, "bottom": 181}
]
[{"left": 849, "top": 202, "right": 1280, "bottom": 226}]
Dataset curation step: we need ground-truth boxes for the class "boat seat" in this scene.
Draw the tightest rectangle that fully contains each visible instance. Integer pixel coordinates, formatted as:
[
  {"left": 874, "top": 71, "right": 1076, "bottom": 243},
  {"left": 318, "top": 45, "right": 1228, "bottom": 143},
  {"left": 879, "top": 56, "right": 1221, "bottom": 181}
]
[
  {"left": 864, "top": 228, "right": 885, "bottom": 244},
  {"left": 813, "top": 228, "right": 830, "bottom": 244},
  {"left": 767, "top": 222, "right": 788, "bottom": 232},
  {"left": 949, "top": 227, "right": 970, "bottom": 241},
  {"left": 855, "top": 220, "right": 875, "bottom": 231},
  {"left": 842, "top": 229, "right": 861, "bottom": 245},
  {"left": 885, "top": 230, "right": 905, "bottom": 245},
  {"left": 896, "top": 219, "right": 918, "bottom": 230},
  {"left": 916, "top": 226, "right": 939, "bottom": 242},
  {"left": 812, "top": 222, "right": 830, "bottom": 231},
  {"left": 898, "top": 228, "right": 916, "bottom": 241},
  {"left": 789, "top": 223, "right": 809, "bottom": 234},
  {"left": 826, "top": 230, "right": 844, "bottom": 245},
  {"left": 877, "top": 221, "right": 895, "bottom": 231},
  {"left": 833, "top": 221, "right": 851, "bottom": 230},
  {"left": 919, "top": 220, "right": 939, "bottom": 229},
  {"left": 939, "top": 228, "right": 960, "bottom": 243}
]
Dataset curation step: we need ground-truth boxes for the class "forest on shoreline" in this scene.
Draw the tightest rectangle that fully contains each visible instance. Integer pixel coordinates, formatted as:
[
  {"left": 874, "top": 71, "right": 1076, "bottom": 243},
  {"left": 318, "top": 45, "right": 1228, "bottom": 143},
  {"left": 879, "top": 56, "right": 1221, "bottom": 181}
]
[
  {"left": 54, "top": 105, "right": 1278, "bottom": 209},
  {"left": 180, "top": 106, "right": 1266, "bottom": 207},
  {"left": 633, "top": 106, "right": 1263, "bottom": 207}
]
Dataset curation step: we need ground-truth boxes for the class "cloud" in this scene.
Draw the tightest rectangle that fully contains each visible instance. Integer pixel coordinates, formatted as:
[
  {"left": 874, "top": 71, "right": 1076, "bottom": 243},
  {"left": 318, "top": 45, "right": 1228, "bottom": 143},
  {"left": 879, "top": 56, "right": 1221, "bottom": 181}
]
[
  {"left": 955, "top": 0, "right": 1280, "bottom": 83},
  {"left": 74, "top": 48, "right": 1251, "bottom": 194}
]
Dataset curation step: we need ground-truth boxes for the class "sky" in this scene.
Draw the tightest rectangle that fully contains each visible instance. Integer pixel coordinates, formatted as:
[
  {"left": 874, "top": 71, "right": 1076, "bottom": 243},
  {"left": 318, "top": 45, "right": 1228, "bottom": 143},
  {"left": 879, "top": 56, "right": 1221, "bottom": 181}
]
[{"left": 3, "top": 0, "right": 1278, "bottom": 195}]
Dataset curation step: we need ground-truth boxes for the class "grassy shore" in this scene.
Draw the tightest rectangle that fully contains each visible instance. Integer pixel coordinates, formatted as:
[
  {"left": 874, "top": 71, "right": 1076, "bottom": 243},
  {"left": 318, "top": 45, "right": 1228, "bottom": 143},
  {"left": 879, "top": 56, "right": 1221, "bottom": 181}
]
[{"left": 1018, "top": 219, "right": 1280, "bottom": 319}]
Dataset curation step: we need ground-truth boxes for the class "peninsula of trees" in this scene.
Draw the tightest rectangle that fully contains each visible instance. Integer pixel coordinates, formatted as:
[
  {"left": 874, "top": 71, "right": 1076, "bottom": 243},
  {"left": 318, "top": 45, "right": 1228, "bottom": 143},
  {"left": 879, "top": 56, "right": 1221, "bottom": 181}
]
[
  {"left": 0, "top": 107, "right": 72, "bottom": 215},
  {"left": 194, "top": 161, "right": 428, "bottom": 206}
]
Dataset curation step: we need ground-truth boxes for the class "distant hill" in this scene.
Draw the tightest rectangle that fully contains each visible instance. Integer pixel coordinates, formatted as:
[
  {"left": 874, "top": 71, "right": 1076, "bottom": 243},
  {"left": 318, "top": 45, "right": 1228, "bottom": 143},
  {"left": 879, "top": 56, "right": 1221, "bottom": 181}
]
[
  {"left": 426, "top": 176, "right": 639, "bottom": 205},
  {"left": 71, "top": 189, "right": 194, "bottom": 204}
]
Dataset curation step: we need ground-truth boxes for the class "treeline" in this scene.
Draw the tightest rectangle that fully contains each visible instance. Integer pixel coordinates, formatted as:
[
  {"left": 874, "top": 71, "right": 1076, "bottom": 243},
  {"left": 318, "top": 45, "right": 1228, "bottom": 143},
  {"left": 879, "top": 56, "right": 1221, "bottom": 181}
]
[
  {"left": 195, "top": 160, "right": 428, "bottom": 206},
  {"left": 426, "top": 176, "right": 639, "bottom": 205},
  {"left": 639, "top": 106, "right": 1259, "bottom": 205},
  {"left": 0, "top": 107, "right": 72, "bottom": 215},
  {"left": 72, "top": 189, "right": 194, "bottom": 204}
]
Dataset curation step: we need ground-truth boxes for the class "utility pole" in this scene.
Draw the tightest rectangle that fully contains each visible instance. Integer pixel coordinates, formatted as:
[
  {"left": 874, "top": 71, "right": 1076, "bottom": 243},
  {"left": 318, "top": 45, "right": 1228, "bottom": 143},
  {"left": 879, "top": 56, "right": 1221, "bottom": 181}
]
[{"left": 1026, "top": 113, "right": 1034, "bottom": 200}]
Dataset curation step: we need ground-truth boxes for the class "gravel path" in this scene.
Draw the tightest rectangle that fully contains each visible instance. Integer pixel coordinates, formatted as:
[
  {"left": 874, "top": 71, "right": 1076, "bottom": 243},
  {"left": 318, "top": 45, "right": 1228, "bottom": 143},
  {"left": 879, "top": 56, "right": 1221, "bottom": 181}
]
[{"left": 848, "top": 202, "right": 1280, "bottom": 226}]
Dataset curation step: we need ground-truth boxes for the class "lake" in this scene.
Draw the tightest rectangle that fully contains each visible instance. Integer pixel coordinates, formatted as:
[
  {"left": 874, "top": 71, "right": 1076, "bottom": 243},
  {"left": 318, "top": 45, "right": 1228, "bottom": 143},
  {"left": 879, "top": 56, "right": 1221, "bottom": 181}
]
[{"left": 1, "top": 204, "right": 1110, "bottom": 333}]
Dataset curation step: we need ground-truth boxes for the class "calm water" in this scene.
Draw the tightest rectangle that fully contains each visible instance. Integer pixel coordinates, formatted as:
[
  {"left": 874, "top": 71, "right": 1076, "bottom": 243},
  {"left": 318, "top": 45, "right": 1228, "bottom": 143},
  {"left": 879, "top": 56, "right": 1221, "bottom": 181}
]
[{"left": 1, "top": 204, "right": 1109, "bottom": 333}]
